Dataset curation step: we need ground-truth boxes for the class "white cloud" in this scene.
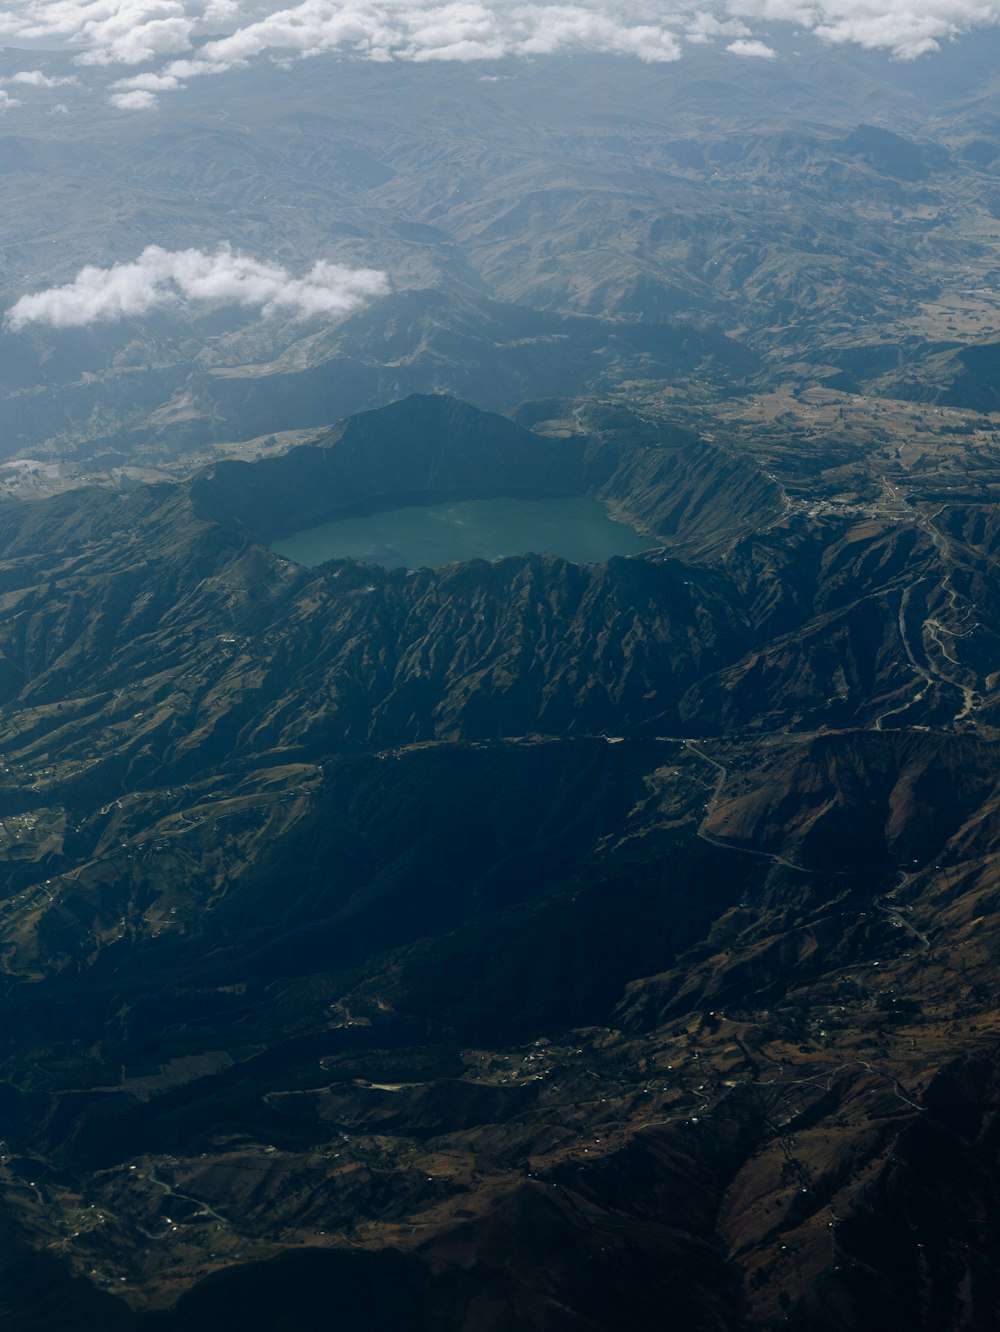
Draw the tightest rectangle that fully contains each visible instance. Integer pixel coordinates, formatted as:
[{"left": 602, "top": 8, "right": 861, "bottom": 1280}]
[
  {"left": 0, "top": 91, "right": 22, "bottom": 110},
  {"left": 8, "top": 70, "right": 79, "bottom": 86},
  {"left": 0, "top": 0, "right": 690, "bottom": 76},
  {"left": 0, "top": 0, "right": 196, "bottom": 66},
  {"left": 0, "top": 0, "right": 996, "bottom": 86},
  {"left": 807, "top": 4, "right": 983, "bottom": 57},
  {"left": 727, "top": 36, "right": 776, "bottom": 54},
  {"left": 74, "top": 14, "right": 196, "bottom": 66},
  {"left": 727, "top": 0, "right": 1000, "bottom": 55},
  {"left": 5, "top": 245, "right": 391, "bottom": 330},
  {"left": 109, "top": 70, "right": 183, "bottom": 88},
  {"left": 684, "top": 13, "right": 751, "bottom": 42},
  {"left": 185, "top": 1, "right": 684, "bottom": 66},
  {"left": 109, "top": 87, "right": 159, "bottom": 107}
]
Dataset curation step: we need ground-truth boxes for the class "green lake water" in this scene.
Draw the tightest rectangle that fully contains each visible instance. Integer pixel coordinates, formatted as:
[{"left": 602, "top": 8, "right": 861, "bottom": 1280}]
[{"left": 270, "top": 496, "right": 655, "bottom": 569}]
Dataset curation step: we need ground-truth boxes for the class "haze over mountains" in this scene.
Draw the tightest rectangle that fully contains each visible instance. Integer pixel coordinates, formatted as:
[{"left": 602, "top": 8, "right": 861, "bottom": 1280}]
[
  {"left": 1, "top": 34, "right": 1000, "bottom": 477},
  {"left": 0, "top": 17, "right": 1000, "bottom": 1332}
]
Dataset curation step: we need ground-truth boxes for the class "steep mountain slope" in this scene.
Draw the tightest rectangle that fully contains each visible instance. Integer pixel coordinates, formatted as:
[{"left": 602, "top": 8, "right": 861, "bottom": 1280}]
[{"left": 0, "top": 393, "right": 997, "bottom": 1328}]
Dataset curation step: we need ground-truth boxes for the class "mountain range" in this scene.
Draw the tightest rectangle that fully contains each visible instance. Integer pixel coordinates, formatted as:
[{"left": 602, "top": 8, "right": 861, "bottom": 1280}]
[
  {"left": 0, "top": 24, "right": 1000, "bottom": 1332},
  {"left": 0, "top": 387, "right": 995, "bottom": 1328}
]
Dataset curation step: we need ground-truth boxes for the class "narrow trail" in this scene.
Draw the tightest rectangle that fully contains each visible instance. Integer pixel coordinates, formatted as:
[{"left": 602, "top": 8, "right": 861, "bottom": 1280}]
[
  {"left": 873, "top": 582, "right": 937, "bottom": 731},
  {"left": 872, "top": 867, "right": 931, "bottom": 949},
  {"left": 683, "top": 740, "right": 848, "bottom": 878},
  {"left": 682, "top": 738, "right": 930, "bottom": 950},
  {"left": 876, "top": 477, "right": 982, "bottom": 728},
  {"left": 148, "top": 1166, "right": 229, "bottom": 1228}
]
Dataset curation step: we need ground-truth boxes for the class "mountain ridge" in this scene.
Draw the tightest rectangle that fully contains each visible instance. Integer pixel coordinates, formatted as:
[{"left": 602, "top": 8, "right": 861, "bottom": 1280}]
[{"left": 0, "top": 387, "right": 997, "bottom": 1329}]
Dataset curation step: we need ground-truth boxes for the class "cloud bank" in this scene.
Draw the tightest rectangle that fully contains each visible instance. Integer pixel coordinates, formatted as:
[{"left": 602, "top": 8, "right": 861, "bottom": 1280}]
[
  {"left": 0, "top": 0, "right": 994, "bottom": 102},
  {"left": 186, "top": 1, "right": 687, "bottom": 66},
  {"left": 5, "top": 246, "right": 390, "bottom": 331}
]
